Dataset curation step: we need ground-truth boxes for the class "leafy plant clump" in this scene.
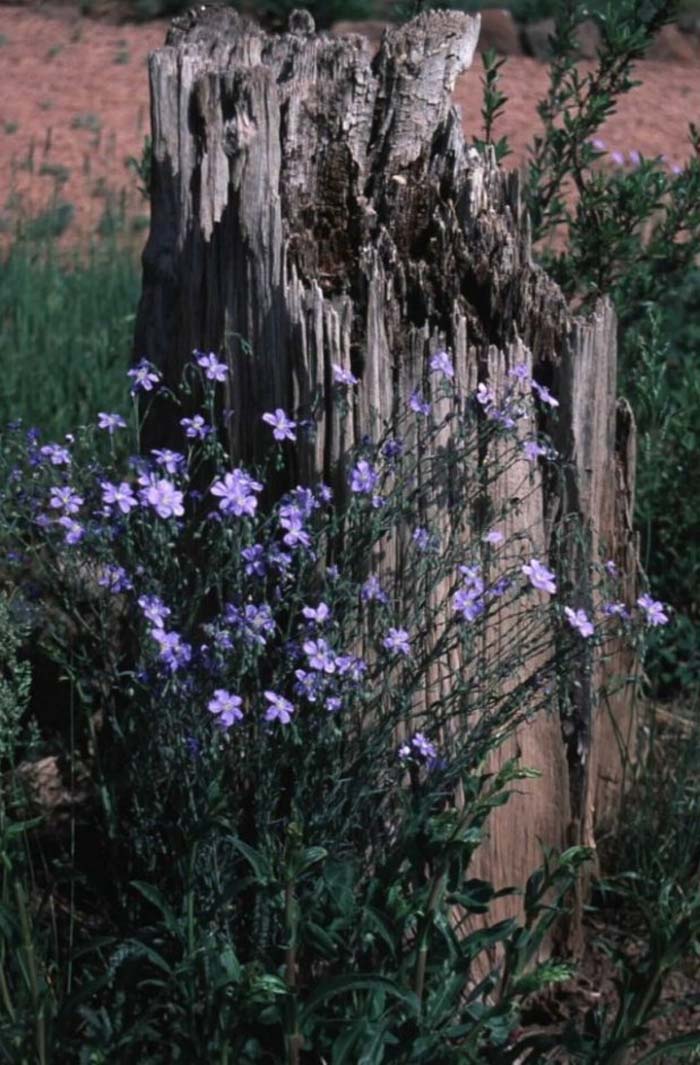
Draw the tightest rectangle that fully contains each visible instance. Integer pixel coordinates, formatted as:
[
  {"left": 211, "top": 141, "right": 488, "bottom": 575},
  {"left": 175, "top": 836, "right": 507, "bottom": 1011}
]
[{"left": 0, "top": 345, "right": 675, "bottom": 1061}]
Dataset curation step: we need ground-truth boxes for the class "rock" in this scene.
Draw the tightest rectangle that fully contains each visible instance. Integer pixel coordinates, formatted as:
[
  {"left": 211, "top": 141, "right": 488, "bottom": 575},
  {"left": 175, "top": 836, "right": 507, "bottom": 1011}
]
[
  {"left": 576, "top": 18, "right": 600, "bottom": 60},
  {"left": 646, "top": 24, "right": 695, "bottom": 62},
  {"left": 13, "top": 755, "right": 91, "bottom": 827},
  {"left": 329, "top": 19, "right": 389, "bottom": 52},
  {"left": 521, "top": 17, "right": 556, "bottom": 60},
  {"left": 476, "top": 8, "right": 521, "bottom": 55},
  {"left": 678, "top": 13, "right": 700, "bottom": 36},
  {"left": 521, "top": 16, "right": 600, "bottom": 60}
]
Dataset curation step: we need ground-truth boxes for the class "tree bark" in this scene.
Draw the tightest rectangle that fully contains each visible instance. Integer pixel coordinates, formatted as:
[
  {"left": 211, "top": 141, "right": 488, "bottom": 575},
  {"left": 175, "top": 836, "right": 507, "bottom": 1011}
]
[{"left": 134, "top": 6, "right": 638, "bottom": 913}]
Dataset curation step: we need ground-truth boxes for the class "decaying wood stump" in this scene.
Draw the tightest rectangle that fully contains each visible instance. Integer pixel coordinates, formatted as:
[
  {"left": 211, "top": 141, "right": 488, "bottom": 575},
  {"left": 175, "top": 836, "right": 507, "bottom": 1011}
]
[{"left": 133, "top": 7, "right": 638, "bottom": 919}]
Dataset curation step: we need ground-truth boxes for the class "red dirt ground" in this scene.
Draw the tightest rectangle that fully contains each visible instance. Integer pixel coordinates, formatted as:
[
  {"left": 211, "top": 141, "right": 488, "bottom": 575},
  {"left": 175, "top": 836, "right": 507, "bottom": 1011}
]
[{"left": 1, "top": 4, "right": 699, "bottom": 241}]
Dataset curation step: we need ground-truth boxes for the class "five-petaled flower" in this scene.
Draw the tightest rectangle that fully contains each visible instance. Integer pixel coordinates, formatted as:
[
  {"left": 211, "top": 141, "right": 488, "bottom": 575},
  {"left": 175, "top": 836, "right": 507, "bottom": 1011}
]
[
  {"left": 522, "top": 559, "right": 557, "bottom": 595},
  {"left": 430, "top": 350, "right": 454, "bottom": 379},
  {"left": 58, "top": 516, "right": 84, "bottom": 544},
  {"left": 152, "top": 449, "right": 185, "bottom": 475},
  {"left": 181, "top": 415, "right": 212, "bottom": 440},
  {"left": 195, "top": 351, "right": 228, "bottom": 382},
  {"left": 49, "top": 486, "right": 83, "bottom": 514},
  {"left": 383, "top": 627, "right": 410, "bottom": 656},
  {"left": 637, "top": 594, "right": 669, "bottom": 627},
  {"left": 40, "top": 443, "right": 71, "bottom": 466},
  {"left": 144, "top": 479, "right": 185, "bottom": 519},
  {"left": 101, "top": 480, "right": 138, "bottom": 514},
  {"left": 127, "top": 360, "right": 161, "bottom": 394},
  {"left": 138, "top": 595, "right": 171, "bottom": 628},
  {"left": 208, "top": 689, "right": 243, "bottom": 728},
  {"left": 564, "top": 606, "right": 594, "bottom": 638},
  {"left": 262, "top": 408, "right": 297, "bottom": 442},
  {"left": 97, "top": 412, "right": 127, "bottom": 433},
  {"left": 523, "top": 440, "right": 548, "bottom": 463},
  {"left": 211, "top": 469, "right": 263, "bottom": 517},
  {"left": 264, "top": 690, "right": 294, "bottom": 724},
  {"left": 350, "top": 459, "right": 378, "bottom": 495},
  {"left": 409, "top": 390, "right": 431, "bottom": 416}
]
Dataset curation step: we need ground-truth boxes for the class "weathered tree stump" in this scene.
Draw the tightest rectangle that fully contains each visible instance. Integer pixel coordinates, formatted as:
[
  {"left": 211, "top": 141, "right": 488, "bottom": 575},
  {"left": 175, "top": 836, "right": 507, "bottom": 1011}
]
[{"left": 134, "top": 7, "right": 638, "bottom": 919}]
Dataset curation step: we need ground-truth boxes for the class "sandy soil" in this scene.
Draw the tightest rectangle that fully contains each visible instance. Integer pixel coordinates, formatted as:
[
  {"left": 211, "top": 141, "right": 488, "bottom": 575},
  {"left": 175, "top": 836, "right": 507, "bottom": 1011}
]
[{"left": 1, "top": 4, "right": 699, "bottom": 241}]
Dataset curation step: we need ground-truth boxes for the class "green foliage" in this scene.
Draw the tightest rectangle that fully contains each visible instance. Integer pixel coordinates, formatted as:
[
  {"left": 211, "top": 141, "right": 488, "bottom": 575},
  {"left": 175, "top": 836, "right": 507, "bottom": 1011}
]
[
  {"left": 0, "top": 237, "right": 139, "bottom": 439},
  {"left": 0, "top": 596, "right": 31, "bottom": 771}
]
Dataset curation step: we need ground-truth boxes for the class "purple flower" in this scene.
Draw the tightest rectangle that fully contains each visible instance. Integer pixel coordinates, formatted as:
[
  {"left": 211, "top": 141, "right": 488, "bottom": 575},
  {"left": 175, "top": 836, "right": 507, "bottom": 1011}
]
[
  {"left": 350, "top": 460, "right": 378, "bottom": 495},
  {"left": 488, "top": 577, "right": 511, "bottom": 600},
  {"left": 362, "top": 575, "right": 388, "bottom": 604},
  {"left": 523, "top": 440, "right": 549, "bottom": 463},
  {"left": 151, "top": 627, "right": 192, "bottom": 672},
  {"left": 430, "top": 350, "right": 454, "bottom": 379},
  {"left": 262, "top": 408, "right": 297, "bottom": 442},
  {"left": 303, "top": 637, "right": 336, "bottom": 674},
  {"left": 138, "top": 594, "right": 171, "bottom": 627},
  {"left": 590, "top": 137, "right": 606, "bottom": 150},
  {"left": 399, "top": 732, "right": 437, "bottom": 764},
  {"left": 382, "top": 438, "right": 403, "bottom": 461},
  {"left": 295, "top": 669, "right": 322, "bottom": 702},
  {"left": 602, "top": 601, "right": 629, "bottom": 620},
  {"left": 242, "top": 544, "right": 267, "bottom": 577},
  {"left": 326, "top": 696, "right": 342, "bottom": 714},
  {"left": 604, "top": 560, "right": 618, "bottom": 577},
  {"left": 610, "top": 150, "right": 625, "bottom": 166},
  {"left": 637, "top": 594, "right": 669, "bottom": 627},
  {"left": 383, "top": 627, "right": 410, "bottom": 656},
  {"left": 279, "top": 504, "right": 311, "bottom": 549},
  {"left": 207, "top": 689, "right": 243, "bottom": 728},
  {"left": 454, "top": 587, "right": 484, "bottom": 622},
  {"left": 98, "top": 565, "right": 133, "bottom": 594},
  {"left": 289, "top": 487, "right": 319, "bottom": 518},
  {"left": 58, "top": 516, "right": 84, "bottom": 545},
  {"left": 629, "top": 149, "right": 641, "bottom": 167},
  {"left": 336, "top": 654, "right": 367, "bottom": 682},
  {"left": 143, "top": 479, "right": 185, "bottom": 519},
  {"left": 302, "top": 602, "right": 331, "bottom": 624},
  {"left": 97, "top": 412, "right": 127, "bottom": 433},
  {"left": 195, "top": 351, "right": 228, "bottom": 382},
  {"left": 180, "top": 415, "right": 212, "bottom": 440},
  {"left": 531, "top": 381, "right": 559, "bottom": 409},
  {"left": 522, "top": 559, "right": 557, "bottom": 595},
  {"left": 241, "top": 603, "right": 276, "bottom": 646},
  {"left": 459, "top": 565, "right": 484, "bottom": 596},
  {"left": 101, "top": 480, "right": 138, "bottom": 515},
  {"left": 211, "top": 469, "right": 263, "bottom": 517},
  {"left": 483, "top": 529, "right": 504, "bottom": 546},
  {"left": 332, "top": 364, "right": 358, "bottom": 386},
  {"left": 413, "top": 527, "right": 435, "bottom": 552},
  {"left": 40, "top": 443, "right": 71, "bottom": 466},
  {"left": 128, "top": 360, "right": 161, "bottom": 394},
  {"left": 564, "top": 606, "right": 594, "bottom": 638},
  {"left": 49, "top": 486, "right": 83, "bottom": 514},
  {"left": 409, "top": 390, "right": 431, "bottom": 416},
  {"left": 264, "top": 690, "right": 294, "bottom": 724},
  {"left": 152, "top": 449, "right": 186, "bottom": 475}
]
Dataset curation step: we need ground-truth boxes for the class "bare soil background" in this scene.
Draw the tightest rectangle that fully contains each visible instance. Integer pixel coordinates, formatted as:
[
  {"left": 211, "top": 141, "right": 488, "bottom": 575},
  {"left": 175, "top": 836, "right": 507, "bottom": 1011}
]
[{"left": 1, "top": 4, "right": 699, "bottom": 240}]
